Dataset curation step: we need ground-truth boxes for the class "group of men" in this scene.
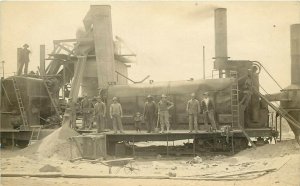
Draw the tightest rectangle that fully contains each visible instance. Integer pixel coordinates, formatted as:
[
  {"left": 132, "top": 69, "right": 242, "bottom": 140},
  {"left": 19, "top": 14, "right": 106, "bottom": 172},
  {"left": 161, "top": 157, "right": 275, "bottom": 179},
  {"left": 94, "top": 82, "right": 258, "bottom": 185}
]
[
  {"left": 145, "top": 92, "right": 217, "bottom": 134},
  {"left": 70, "top": 92, "right": 217, "bottom": 134}
]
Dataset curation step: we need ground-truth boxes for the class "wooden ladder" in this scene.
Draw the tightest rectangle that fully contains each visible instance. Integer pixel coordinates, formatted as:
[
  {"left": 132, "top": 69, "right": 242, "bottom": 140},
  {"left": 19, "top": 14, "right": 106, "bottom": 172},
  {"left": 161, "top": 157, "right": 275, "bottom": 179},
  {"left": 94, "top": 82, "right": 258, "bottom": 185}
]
[
  {"left": 29, "top": 125, "right": 42, "bottom": 145},
  {"left": 12, "top": 78, "right": 29, "bottom": 129},
  {"left": 230, "top": 71, "right": 256, "bottom": 148},
  {"left": 43, "top": 78, "right": 61, "bottom": 120}
]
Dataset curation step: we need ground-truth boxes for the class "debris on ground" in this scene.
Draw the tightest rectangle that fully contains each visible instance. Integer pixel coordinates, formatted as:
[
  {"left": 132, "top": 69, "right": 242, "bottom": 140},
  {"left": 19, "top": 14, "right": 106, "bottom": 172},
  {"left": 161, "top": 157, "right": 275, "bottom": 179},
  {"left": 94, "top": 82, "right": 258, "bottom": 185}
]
[
  {"left": 21, "top": 125, "right": 79, "bottom": 160},
  {"left": 39, "top": 164, "right": 61, "bottom": 172}
]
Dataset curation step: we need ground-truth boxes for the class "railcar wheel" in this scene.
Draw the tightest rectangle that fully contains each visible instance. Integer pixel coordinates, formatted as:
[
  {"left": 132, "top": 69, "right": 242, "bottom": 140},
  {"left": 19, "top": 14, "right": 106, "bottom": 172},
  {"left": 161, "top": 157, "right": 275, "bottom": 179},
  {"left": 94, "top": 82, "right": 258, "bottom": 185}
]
[
  {"left": 233, "top": 137, "right": 248, "bottom": 152},
  {"left": 16, "top": 140, "right": 29, "bottom": 148}
]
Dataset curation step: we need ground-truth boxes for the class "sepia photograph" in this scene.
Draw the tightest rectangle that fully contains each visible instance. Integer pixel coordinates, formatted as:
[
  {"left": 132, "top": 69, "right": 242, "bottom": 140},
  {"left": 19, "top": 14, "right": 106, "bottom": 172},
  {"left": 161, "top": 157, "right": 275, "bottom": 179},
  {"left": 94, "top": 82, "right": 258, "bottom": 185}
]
[{"left": 0, "top": 1, "right": 299, "bottom": 186}]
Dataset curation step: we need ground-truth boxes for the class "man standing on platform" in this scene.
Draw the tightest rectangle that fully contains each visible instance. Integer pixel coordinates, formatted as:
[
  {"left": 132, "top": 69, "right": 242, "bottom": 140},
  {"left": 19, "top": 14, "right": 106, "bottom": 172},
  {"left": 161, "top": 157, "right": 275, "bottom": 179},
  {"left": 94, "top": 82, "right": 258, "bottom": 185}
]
[
  {"left": 143, "top": 95, "right": 157, "bottom": 133},
  {"left": 68, "top": 97, "right": 77, "bottom": 129},
  {"left": 158, "top": 94, "right": 174, "bottom": 133},
  {"left": 186, "top": 93, "right": 200, "bottom": 133},
  {"left": 80, "top": 95, "right": 92, "bottom": 129},
  {"left": 110, "top": 97, "right": 124, "bottom": 133},
  {"left": 18, "top": 44, "right": 31, "bottom": 75},
  {"left": 94, "top": 97, "right": 106, "bottom": 133},
  {"left": 201, "top": 92, "right": 218, "bottom": 132}
]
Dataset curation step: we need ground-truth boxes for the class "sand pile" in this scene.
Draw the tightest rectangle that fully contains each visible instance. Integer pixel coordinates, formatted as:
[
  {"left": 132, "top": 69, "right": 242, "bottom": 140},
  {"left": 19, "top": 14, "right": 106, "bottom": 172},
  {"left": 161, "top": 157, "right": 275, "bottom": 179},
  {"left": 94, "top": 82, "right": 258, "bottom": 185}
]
[
  {"left": 236, "top": 139, "right": 300, "bottom": 159},
  {"left": 22, "top": 124, "right": 79, "bottom": 160}
]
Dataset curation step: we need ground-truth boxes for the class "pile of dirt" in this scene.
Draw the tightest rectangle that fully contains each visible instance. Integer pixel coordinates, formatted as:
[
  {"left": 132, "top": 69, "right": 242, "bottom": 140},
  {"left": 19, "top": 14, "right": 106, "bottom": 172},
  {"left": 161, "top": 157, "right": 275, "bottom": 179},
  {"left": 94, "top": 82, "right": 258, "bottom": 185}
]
[
  {"left": 235, "top": 139, "right": 300, "bottom": 159},
  {"left": 22, "top": 124, "right": 79, "bottom": 160},
  {"left": 39, "top": 164, "right": 61, "bottom": 172}
]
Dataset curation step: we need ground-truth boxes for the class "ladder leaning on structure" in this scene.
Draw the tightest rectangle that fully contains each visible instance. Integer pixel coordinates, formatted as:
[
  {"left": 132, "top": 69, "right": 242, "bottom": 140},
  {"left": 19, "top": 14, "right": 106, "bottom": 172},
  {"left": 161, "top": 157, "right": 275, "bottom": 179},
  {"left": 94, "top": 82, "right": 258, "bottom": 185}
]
[
  {"left": 230, "top": 71, "right": 256, "bottom": 148},
  {"left": 29, "top": 125, "right": 42, "bottom": 145},
  {"left": 11, "top": 78, "right": 29, "bottom": 129},
  {"left": 42, "top": 78, "right": 62, "bottom": 120},
  {"left": 253, "top": 89, "right": 300, "bottom": 143}
]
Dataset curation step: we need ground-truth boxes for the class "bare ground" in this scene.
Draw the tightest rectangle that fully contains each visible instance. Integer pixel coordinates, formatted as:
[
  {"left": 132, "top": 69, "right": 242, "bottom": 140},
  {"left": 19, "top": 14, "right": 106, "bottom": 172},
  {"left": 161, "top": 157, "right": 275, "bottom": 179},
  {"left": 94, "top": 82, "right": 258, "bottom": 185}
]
[{"left": 1, "top": 138, "right": 300, "bottom": 186}]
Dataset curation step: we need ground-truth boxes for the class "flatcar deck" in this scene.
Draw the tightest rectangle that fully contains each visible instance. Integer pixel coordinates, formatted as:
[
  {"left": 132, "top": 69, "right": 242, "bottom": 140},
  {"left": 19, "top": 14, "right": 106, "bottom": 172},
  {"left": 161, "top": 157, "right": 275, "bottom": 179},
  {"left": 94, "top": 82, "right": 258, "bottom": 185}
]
[{"left": 78, "top": 128, "right": 276, "bottom": 142}]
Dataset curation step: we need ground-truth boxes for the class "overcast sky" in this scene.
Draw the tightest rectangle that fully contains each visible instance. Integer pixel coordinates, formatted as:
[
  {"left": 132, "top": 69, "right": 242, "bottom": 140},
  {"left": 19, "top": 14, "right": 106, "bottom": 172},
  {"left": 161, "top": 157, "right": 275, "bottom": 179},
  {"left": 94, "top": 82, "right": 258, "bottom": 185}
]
[{"left": 0, "top": 1, "right": 299, "bottom": 93}]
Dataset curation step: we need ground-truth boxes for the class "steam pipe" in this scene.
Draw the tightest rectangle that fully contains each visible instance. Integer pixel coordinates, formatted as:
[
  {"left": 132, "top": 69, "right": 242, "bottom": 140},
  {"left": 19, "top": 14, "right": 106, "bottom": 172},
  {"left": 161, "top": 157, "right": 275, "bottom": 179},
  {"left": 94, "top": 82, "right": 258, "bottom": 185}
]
[
  {"left": 214, "top": 8, "right": 228, "bottom": 71},
  {"left": 291, "top": 24, "right": 300, "bottom": 85}
]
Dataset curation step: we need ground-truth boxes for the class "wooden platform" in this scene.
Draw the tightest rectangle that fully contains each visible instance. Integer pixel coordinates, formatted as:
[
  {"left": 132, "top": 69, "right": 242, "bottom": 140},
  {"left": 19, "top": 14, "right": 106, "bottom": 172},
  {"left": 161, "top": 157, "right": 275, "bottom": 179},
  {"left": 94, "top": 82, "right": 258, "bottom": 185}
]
[{"left": 78, "top": 128, "right": 276, "bottom": 142}]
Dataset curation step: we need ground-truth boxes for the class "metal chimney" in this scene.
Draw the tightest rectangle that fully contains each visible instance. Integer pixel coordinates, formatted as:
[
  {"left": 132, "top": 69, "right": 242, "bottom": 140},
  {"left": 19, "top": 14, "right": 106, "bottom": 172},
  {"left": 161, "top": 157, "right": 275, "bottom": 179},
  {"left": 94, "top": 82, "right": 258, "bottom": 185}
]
[
  {"left": 290, "top": 24, "right": 300, "bottom": 85},
  {"left": 214, "top": 8, "right": 228, "bottom": 71}
]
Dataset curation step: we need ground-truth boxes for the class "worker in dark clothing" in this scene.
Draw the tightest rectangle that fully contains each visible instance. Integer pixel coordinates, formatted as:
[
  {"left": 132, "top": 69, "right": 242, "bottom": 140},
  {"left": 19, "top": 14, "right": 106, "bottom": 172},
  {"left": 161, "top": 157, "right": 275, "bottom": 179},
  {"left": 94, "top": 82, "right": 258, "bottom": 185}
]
[
  {"left": 80, "top": 95, "right": 93, "bottom": 129},
  {"left": 68, "top": 97, "right": 77, "bottom": 129},
  {"left": 201, "top": 92, "right": 218, "bottom": 131},
  {"left": 186, "top": 93, "right": 200, "bottom": 133},
  {"left": 158, "top": 94, "right": 174, "bottom": 133},
  {"left": 240, "top": 74, "right": 253, "bottom": 106},
  {"left": 18, "top": 44, "right": 31, "bottom": 75},
  {"left": 94, "top": 97, "right": 106, "bottom": 133},
  {"left": 143, "top": 95, "right": 157, "bottom": 133}
]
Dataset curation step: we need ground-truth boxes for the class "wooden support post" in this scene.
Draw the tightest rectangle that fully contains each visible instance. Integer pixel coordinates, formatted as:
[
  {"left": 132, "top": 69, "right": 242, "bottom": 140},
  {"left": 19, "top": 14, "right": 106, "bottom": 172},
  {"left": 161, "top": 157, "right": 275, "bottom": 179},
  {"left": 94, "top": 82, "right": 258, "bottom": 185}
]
[
  {"left": 17, "top": 48, "right": 22, "bottom": 75},
  {"left": 132, "top": 137, "right": 135, "bottom": 157},
  {"left": 280, "top": 116, "right": 282, "bottom": 141},
  {"left": 11, "top": 133, "right": 14, "bottom": 150},
  {"left": 40, "top": 45, "right": 46, "bottom": 76},
  {"left": 231, "top": 132, "right": 235, "bottom": 155},
  {"left": 193, "top": 135, "right": 196, "bottom": 157},
  {"left": 166, "top": 135, "right": 169, "bottom": 156}
]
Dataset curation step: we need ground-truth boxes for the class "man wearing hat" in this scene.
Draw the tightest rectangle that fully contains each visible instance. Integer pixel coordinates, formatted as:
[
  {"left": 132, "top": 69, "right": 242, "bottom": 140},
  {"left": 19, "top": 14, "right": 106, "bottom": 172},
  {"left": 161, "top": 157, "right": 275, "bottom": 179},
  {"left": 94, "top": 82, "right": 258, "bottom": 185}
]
[
  {"left": 80, "top": 95, "right": 93, "bottom": 129},
  {"left": 201, "top": 92, "right": 217, "bottom": 131},
  {"left": 186, "top": 93, "right": 200, "bottom": 133},
  {"left": 158, "top": 94, "right": 174, "bottom": 133},
  {"left": 110, "top": 97, "right": 124, "bottom": 133},
  {"left": 143, "top": 95, "right": 157, "bottom": 133},
  {"left": 94, "top": 97, "right": 106, "bottom": 133},
  {"left": 18, "top": 44, "right": 31, "bottom": 75},
  {"left": 68, "top": 97, "right": 77, "bottom": 129}
]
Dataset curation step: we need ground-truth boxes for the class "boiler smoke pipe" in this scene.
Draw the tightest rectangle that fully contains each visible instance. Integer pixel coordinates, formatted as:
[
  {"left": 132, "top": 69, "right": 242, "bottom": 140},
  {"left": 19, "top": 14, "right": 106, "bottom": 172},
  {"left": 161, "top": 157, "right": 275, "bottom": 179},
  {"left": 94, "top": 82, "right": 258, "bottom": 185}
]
[
  {"left": 203, "top": 46, "right": 206, "bottom": 79},
  {"left": 291, "top": 24, "right": 300, "bottom": 85},
  {"left": 214, "top": 8, "right": 228, "bottom": 61}
]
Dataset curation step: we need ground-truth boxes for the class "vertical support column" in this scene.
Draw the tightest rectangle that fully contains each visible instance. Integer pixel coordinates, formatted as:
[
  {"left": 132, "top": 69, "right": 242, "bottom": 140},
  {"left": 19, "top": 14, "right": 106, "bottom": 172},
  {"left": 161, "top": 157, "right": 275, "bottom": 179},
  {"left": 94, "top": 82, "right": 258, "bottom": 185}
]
[
  {"left": 17, "top": 48, "right": 22, "bottom": 75},
  {"left": 291, "top": 24, "right": 300, "bottom": 85},
  {"left": 280, "top": 116, "right": 282, "bottom": 142},
  {"left": 132, "top": 137, "right": 135, "bottom": 157},
  {"left": 40, "top": 45, "right": 46, "bottom": 76},
  {"left": 166, "top": 135, "right": 169, "bottom": 156},
  {"left": 69, "top": 56, "right": 87, "bottom": 102},
  {"left": 214, "top": 8, "right": 229, "bottom": 77},
  {"left": 193, "top": 135, "right": 196, "bottom": 157},
  {"left": 91, "top": 5, "right": 116, "bottom": 89}
]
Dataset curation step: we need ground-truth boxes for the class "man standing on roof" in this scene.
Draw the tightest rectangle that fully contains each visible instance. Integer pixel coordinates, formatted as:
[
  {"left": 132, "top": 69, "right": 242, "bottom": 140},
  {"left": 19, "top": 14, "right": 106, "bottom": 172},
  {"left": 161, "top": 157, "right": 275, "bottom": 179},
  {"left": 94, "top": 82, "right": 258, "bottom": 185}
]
[
  {"left": 186, "top": 93, "right": 200, "bottom": 133},
  {"left": 144, "top": 95, "right": 157, "bottom": 133},
  {"left": 158, "top": 94, "right": 174, "bottom": 133},
  {"left": 110, "top": 97, "right": 124, "bottom": 133},
  {"left": 18, "top": 44, "right": 31, "bottom": 75},
  {"left": 201, "top": 92, "right": 218, "bottom": 132}
]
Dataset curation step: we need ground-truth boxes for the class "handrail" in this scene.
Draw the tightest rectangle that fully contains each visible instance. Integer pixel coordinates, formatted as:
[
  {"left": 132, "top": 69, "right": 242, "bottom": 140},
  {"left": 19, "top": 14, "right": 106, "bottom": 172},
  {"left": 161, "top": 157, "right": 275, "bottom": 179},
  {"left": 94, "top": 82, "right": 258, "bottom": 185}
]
[
  {"left": 253, "top": 88, "right": 300, "bottom": 130},
  {"left": 252, "top": 61, "right": 283, "bottom": 90},
  {"left": 115, "top": 71, "right": 150, "bottom": 84}
]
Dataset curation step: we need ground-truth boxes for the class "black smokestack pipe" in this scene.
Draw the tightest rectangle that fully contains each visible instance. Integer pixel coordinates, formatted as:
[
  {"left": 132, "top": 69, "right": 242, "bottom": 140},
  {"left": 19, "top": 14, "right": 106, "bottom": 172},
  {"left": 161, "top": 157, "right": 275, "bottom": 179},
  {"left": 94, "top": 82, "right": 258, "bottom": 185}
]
[
  {"left": 291, "top": 24, "right": 300, "bottom": 85},
  {"left": 214, "top": 8, "right": 229, "bottom": 77},
  {"left": 214, "top": 8, "right": 228, "bottom": 60}
]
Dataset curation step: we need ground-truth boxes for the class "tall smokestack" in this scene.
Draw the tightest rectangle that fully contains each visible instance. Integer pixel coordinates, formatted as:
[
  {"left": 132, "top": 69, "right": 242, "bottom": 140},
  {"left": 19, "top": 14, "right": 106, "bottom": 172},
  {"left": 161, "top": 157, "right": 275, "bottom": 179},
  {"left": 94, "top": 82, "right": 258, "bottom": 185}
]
[
  {"left": 291, "top": 24, "right": 300, "bottom": 85},
  {"left": 214, "top": 8, "right": 229, "bottom": 73},
  {"left": 91, "top": 5, "right": 116, "bottom": 89}
]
